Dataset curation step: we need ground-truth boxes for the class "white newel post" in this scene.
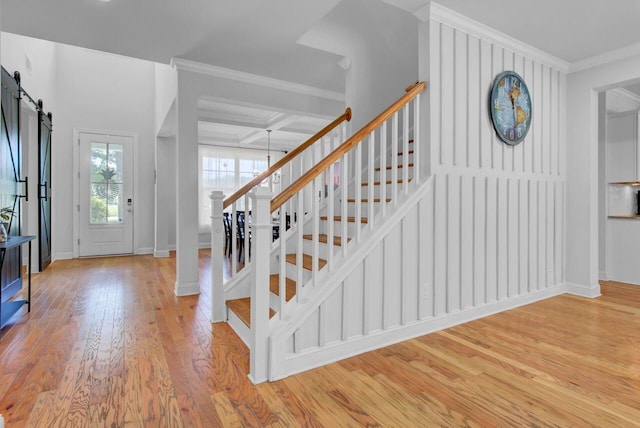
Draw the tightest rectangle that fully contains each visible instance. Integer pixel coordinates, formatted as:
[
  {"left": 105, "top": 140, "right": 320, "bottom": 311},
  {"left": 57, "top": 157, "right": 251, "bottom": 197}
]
[
  {"left": 249, "top": 187, "right": 272, "bottom": 384},
  {"left": 210, "top": 191, "right": 225, "bottom": 323}
]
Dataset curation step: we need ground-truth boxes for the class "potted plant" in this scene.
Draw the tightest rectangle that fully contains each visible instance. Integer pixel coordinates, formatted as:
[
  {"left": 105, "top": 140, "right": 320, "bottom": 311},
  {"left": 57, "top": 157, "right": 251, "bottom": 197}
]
[{"left": 0, "top": 207, "right": 15, "bottom": 242}]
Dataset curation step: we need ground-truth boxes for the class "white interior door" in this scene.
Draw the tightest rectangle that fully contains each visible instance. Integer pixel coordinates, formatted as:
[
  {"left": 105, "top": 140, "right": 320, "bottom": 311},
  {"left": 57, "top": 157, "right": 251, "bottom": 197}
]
[{"left": 78, "top": 132, "right": 133, "bottom": 256}]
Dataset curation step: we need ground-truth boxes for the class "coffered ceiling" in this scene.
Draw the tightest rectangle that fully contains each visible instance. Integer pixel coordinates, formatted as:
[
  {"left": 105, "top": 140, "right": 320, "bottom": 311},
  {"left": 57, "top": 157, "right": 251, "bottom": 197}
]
[{"left": 197, "top": 98, "right": 334, "bottom": 150}]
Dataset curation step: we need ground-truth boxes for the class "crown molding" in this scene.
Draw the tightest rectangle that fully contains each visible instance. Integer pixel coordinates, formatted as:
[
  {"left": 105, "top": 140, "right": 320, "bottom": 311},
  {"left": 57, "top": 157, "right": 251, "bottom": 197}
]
[
  {"left": 415, "top": 2, "right": 569, "bottom": 73},
  {"left": 569, "top": 42, "right": 640, "bottom": 74},
  {"left": 610, "top": 87, "right": 640, "bottom": 106},
  {"left": 170, "top": 58, "right": 345, "bottom": 102},
  {"left": 606, "top": 88, "right": 640, "bottom": 115}
]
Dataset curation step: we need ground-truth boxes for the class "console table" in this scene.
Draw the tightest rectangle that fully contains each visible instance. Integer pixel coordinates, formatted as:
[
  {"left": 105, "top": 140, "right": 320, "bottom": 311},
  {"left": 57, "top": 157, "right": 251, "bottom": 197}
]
[{"left": 0, "top": 235, "right": 35, "bottom": 329}]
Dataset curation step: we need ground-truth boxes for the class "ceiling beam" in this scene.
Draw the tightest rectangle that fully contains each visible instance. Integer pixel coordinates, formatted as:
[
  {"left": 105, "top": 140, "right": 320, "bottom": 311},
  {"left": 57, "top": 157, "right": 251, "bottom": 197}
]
[
  {"left": 239, "top": 114, "right": 300, "bottom": 146},
  {"left": 198, "top": 111, "right": 284, "bottom": 129}
]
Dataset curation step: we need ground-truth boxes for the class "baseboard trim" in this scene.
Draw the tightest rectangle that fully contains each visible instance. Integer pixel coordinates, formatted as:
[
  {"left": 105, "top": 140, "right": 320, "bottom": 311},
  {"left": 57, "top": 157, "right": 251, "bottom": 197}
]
[
  {"left": 564, "top": 281, "right": 601, "bottom": 298},
  {"left": 53, "top": 252, "right": 73, "bottom": 261},
  {"left": 227, "top": 310, "right": 250, "bottom": 348},
  {"left": 136, "top": 247, "right": 154, "bottom": 255},
  {"left": 154, "top": 250, "right": 171, "bottom": 258},
  {"left": 174, "top": 281, "right": 200, "bottom": 296},
  {"left": 271, "top": 285, "right": 566, "bottom": 381}
]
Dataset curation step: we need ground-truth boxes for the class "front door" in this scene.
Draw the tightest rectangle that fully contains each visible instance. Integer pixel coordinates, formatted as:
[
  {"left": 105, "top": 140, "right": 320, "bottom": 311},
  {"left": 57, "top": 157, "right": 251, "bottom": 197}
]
[{"left": 78, "top": 132, "right": 133, "bottom": 257}]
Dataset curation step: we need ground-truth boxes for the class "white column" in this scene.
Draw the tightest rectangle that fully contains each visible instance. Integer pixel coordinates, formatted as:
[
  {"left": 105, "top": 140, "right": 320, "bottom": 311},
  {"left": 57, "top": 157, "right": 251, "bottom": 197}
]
[
  {"left": 210, "top": 191, "right": 225, "bottom": 322},
  {"left": 248, "top": 187, "right": 272, "bottom": 384},
  {"left": 174, "top": 71, "right": 200, "bottom": 296}
]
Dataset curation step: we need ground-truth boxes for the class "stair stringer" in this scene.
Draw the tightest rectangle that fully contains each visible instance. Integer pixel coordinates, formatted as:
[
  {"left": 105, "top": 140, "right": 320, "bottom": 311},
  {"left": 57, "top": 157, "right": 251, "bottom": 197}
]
[{"left": 267, "top": 176, "right": 433, "bottom": 381}]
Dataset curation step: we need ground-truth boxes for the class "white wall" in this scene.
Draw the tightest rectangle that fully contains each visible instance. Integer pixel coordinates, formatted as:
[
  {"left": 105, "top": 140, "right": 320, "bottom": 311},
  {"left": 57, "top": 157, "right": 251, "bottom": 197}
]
[
  {"left": 1, "top": 32, "right": 57, "bottom": 110},
  {"left": 1, "top": 33, "right": 58, "bottom": 269},
  {"left": 298, "top": 0, "right": 418, "bottom": 131},
  {"left": 274, "top": 4, "right": 573, "bottom": 375},
  {"left": 53, "top": 44, "right": 156, "bottom": 257},
  {"left": 598, "top": 92, "right": 607, "bottom": 278},
  {"left": 154, "top": 63, "right": 176, "bottom": 136},
  {"left": 155, "top": 136, "right": 175, "bottom": 256},
  {"left": 567, "top": 53, "right": 640, "bottom": 294},
  {"left": 2, "top": 33, "right": 170, "bottom": 260},
  {"left": 421, "top": 5, "right": 567, "bottom": 309}
]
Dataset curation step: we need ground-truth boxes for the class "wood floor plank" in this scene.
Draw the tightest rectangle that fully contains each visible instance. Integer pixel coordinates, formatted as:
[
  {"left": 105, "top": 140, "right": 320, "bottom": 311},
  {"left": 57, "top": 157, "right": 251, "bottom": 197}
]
[{"left": 2, "top": 255, "right": 640, "bottom": 426}]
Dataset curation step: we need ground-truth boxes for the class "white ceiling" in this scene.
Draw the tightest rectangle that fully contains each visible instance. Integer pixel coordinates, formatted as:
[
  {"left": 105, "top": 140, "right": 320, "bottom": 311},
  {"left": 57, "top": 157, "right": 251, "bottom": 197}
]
[
  {"left": 624, "top": 83, "right": 640, "bottom": 97},
  {"left": 3, "top": 0, "right": 640, "bottom": 147},
  {"left": 4, "top": 0, "right": 640, "bottom": 87},
  {"left": 0, "top": 0, "right": 346, "bottom": 92},
  {"left": 383, "top": 0, "right": 640, "bottom": 64},
  {"left": 197, "top": 98, "right": 332, "bottom": 150}
]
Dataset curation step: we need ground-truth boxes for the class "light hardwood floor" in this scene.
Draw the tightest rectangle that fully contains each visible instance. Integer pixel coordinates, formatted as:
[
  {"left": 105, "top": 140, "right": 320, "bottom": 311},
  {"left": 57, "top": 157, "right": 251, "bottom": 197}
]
[{"left": 0, "top": 251, "right": 639, "bottom": 427}]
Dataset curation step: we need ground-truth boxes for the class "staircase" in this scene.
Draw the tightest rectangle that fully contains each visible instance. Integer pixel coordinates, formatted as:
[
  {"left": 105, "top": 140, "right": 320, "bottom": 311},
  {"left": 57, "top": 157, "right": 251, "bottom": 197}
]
[{"left": 210, "top": 82, "right": 427, "bottom": 383}]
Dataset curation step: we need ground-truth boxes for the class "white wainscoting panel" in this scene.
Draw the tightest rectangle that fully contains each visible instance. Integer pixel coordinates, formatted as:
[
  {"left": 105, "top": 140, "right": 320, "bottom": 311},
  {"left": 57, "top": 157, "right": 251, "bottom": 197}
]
[{"left": 267, "top": 9, "right": 568, "bottom": 380}]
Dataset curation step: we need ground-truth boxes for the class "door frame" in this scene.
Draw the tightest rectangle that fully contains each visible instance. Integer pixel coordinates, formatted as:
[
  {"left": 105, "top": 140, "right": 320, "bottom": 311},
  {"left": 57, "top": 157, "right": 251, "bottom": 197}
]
[{"left": 73, "top": 128, "right": 138, "bottom": 258}]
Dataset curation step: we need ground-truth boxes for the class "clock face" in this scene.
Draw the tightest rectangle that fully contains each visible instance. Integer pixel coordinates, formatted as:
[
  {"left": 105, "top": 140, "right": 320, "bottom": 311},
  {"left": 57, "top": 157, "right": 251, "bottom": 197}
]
[{"left": 490, "top": 71, "right": 531, "bottom": 145}]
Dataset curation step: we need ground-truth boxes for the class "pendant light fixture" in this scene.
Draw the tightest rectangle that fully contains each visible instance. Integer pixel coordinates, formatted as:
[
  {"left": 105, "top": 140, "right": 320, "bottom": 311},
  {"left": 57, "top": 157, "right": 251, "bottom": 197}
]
[
  {"left": 266, "top": 129, "right": 272, "bottom": 169},
  {"left": 266, "top": 129, "right": 280, "bottom": 184}
]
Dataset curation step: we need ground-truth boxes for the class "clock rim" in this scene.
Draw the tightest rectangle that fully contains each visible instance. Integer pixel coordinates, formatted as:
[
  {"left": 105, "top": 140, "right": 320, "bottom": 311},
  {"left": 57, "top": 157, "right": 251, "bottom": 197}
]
[{"left": 489, "top": 70, "right": 532, "bottom": 146}]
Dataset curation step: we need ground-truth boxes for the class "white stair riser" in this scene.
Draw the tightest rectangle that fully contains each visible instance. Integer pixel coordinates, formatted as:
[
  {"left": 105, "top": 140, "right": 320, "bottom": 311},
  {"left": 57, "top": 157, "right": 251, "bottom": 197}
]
[
  {"left": 345, "top": 202, "right": 385, "bottom": 217},
  {"left": 227, "top": 309, "right": 251, "bottom": 348},
  {"left": 358, "top": 183, "right": 409, "bottom": 198},
  {"left": 285, "top": 261, "right": 313, "bottom": 283},
  {"left": 302, "top": 239, "right": 348, "bottom": 260},
  {"left": 319, "top": 220, "right": 359, "bottom": 236}
]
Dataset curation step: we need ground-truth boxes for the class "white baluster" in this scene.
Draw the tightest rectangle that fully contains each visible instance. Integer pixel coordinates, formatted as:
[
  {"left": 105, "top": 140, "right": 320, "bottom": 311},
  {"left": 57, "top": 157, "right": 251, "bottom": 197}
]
[
  {"left": 243, "top": 194, "right": 250, "bottom": 263},
  {"left": 279, "top": 214, "right": 287, "bottom": 319},
  {"left": 414, "top": 94, "right": 421, "bottom": 184},
  {"left": 341, "top": 152, "right": 349, "bottom": 257},
  {"left": 380, "top": 121, "right": 388, "bottom": 218},
  {"left": 368, "top": 132, "right": 375, "bottom": 228},
  {"left": 328, "top": 159, "right": 335, "bottom": 270},
  {"left": 312, "top": 176, "right": 320, "bottom": 287},
  {"left": 403, "top": 104, "right": 409, "bottom": 195},
  {"left": 296, "top": 190, "right": 304, "bottom": 301},
  {"left": 209, "top": 191, "right": 225, "bottom": 322},
  {"left": 231, "top": 201, "right": 237, "bottom": 275},
  {"left": 355, "top": 142, "right": 362, "bottom": 242},
  {"left": 392, "top": 113, "right": 399, "bottom": 206}
]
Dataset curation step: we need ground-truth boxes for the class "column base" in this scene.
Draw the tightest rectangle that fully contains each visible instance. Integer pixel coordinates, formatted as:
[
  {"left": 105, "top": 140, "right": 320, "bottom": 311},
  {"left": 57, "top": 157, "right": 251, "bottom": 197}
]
[{"left": 174, "top": 281, "right": 200, "bottom": 296}]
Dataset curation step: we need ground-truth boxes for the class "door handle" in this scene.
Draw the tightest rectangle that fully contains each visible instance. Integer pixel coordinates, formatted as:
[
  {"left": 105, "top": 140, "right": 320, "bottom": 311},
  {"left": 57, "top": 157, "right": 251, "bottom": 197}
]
[
  {"left": 19, "top": 177, "right": 28, "bottom": 201},
  {"left": 39, "top": 181, "right": 48, "bottom": 200}
]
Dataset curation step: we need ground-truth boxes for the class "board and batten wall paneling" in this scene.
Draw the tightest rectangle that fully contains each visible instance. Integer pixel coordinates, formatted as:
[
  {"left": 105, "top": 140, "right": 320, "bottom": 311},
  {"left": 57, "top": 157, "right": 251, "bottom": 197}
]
[
  {"left": 276, "top": 10, "right": 567, "bottom": 368},
  {"left": 428, "top": 20, "right": 566, "bottom": 308}
]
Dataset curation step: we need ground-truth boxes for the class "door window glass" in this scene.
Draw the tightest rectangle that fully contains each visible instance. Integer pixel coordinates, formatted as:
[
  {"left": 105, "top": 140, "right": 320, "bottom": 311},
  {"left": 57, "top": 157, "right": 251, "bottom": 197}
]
[{"left": 90, "top": 142, "right": 124, "bottom": 224}]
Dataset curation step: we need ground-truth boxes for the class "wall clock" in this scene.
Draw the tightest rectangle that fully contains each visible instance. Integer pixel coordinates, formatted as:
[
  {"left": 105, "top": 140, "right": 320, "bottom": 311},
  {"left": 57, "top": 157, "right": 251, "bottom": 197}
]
[{"left": 489, "top": 71, "right": 531, "bottom": 145}]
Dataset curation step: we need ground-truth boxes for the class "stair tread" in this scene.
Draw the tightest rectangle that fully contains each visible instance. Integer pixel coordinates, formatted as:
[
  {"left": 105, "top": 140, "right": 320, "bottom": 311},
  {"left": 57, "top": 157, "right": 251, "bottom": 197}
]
[
  {"left": 362, "top": 178, "right": 412, "bottom": 186},
  {"left": 320, "top": 215, "right": 369, "bottom": 224},
  {"left": 269, "top": 274, "right": 296, "bottom": 302},
  {"left": 227, "top": 298, "right": 276, "bottom": 328},
  {"left": 397, "top": 150, "right": 415, "bottom": 156},
  {"left": 347, "top": 198, "right": 391, "bottom": 203},
  {"left": 285, "top": 253, "right": 328, "bottom": 270},
  {"left": 302, "top": 234, "right": 349, "bottom": 246},
  {"left": 375, "top": 163, "right": 414, "bottom": 171}
]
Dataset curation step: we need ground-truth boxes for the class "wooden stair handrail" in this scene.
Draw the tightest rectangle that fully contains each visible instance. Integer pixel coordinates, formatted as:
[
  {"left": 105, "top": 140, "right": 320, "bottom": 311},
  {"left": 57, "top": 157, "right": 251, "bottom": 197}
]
[
  {"left": 223, "top": 107, "right": 352, "bottom": 209},
  {"left": 271, "top": 82, "right": 426, "bottom": 212}
]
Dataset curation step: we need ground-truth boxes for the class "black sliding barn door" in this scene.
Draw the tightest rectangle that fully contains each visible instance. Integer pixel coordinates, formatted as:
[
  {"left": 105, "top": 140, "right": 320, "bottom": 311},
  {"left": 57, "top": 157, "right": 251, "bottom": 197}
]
[
  {"left": 0, "top": 68, "right": 23, "bottom": 302},
  {"left": 38, "top": 110, "right": 52, "bottom": 271}
]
